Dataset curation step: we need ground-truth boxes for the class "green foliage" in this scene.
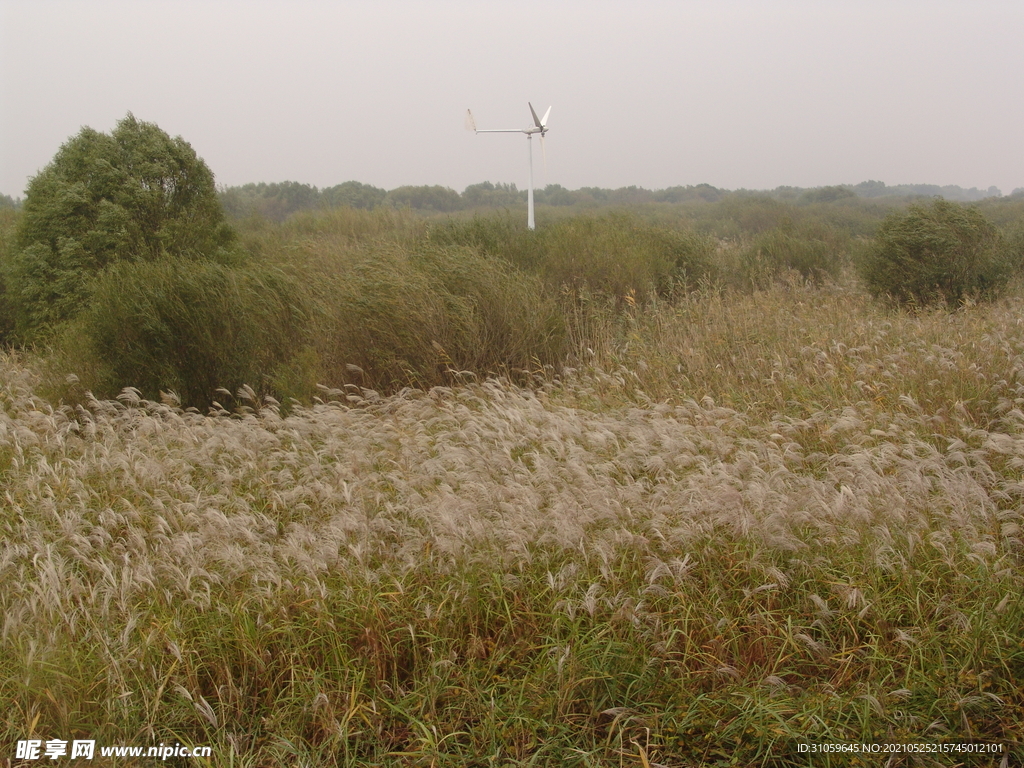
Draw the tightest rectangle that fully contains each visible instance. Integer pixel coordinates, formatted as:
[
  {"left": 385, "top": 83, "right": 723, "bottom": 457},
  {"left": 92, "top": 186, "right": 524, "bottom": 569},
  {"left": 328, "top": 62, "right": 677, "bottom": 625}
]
[
  {"left": 798, "top": 185, "right": 856, "bottom": 204},
  {"left": 859, "top": 199, "right": 1013, "bottom": 308},
  {"left": 219, "top": 181, "right": 390, "bottom": 221},
  {"left": 6, "top": 293, "right": 1024, "bottom": 764},
  {"left": 6, "top": 191, "right": 1024, "bottom": 763},
  {"left": 653, "top": 183, "right": 724, "bottom": 203},
  {"left": 460, "top": 181, "right": 523, "bottom": 209},
  {"left": 6, "top": 114, "right": 234, "bottom": 339},
  {"left": 56, "top": 259, "right": 303, "bottom": 409},
  {"left": 218, "top": 180, "right": 321, "bottom": 221},
  {"left": 537, "top": 214, "right": 715, "bottom": 300},
  {"left": 738, "top": 220, "right": 846, "bottom": 288},
  {"left": 0, "top": 209, "right": 18, "bottom": 341},
  {"left": 18, "top": 166, "right": 1024, "bottom": 410},
  {"left": 430, "top": 212, "right": 717, "bottom": 301},
  {"left": 294, "top": 241, "right": 566, "bottom": 391},
  {"left": 698, "top": 194, "right": 794, "bottom": 239},
  {"left": 42, "top": 208, "right": 564, "bottom": 404},
  {"left": 427, "top": 211, "right": 543, "bottom": 269},
  {"left": 320, "top": 180, "right": 387, "bottom": 210},
  {"left": 58, "top": 258, "right": 305, "bottom": 408},
  {"left": 234, "top": 206, "right": 419, "bottom": 261},
  {"left": 852, "top": 179, "right": 1002, "bottom": 201},
  {"left": 534, "top": 183, "right": 578, "bottom": 206},
  {"left": 384, "top": 185, "right": 462, "bottom": 213},
  {"left": 975, "top": 195, "right": 1024, "bottom": 230}
]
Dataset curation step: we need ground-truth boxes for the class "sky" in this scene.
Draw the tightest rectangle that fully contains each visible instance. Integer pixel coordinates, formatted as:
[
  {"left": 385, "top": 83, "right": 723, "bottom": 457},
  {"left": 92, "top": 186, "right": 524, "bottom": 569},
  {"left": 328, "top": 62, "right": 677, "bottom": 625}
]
[{"left": 1, "top": 0, "right": 1023, "bottom": 199}]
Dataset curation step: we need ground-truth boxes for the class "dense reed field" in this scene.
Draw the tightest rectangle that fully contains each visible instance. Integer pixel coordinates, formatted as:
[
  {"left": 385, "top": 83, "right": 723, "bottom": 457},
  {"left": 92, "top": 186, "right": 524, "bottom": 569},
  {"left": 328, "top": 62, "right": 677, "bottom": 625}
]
[{"left": 3, "top": 267, "right": 1023, "bottom": 765}]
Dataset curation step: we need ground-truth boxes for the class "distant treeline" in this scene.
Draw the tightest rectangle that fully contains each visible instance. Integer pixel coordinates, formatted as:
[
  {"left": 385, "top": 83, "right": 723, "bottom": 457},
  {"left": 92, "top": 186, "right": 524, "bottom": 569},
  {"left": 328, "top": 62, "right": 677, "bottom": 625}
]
[
  {"left": 2, "top": 181, "right": 1018, "bottom": 217},
  {"left": 216, "top": 180, "right": 1022, "bottom": 221}
]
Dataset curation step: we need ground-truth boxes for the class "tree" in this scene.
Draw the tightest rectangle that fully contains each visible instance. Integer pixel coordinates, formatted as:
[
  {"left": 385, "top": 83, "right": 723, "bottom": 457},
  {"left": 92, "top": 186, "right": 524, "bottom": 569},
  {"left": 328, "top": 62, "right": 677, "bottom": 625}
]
[
  {"left": 859, "top": 199, "right": 1012, "bottom": 308},
  {"left": 799, "top": 185, "right": 856, "bottom": 204},
  {"left": 460, "top": 181, "right": 522, "bottom": 209},
  {"left": 321, "top": 181, "right": 387, "bottom": 210},
  {"left": 384, "top": 185, "right": 461, "bottom": 213},
  {"left": 5, "top": 113, "right": 234, "bottom": 339},
  {"left": 219, "top": 181, "right": 321, "bottom": 221}
]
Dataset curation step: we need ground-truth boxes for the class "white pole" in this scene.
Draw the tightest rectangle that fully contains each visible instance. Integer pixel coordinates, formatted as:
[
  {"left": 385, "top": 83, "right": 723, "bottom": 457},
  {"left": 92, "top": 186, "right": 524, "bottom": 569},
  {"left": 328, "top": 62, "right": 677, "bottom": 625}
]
[{"left": 527, "top": 135, "right": 535, "bottom": 230}]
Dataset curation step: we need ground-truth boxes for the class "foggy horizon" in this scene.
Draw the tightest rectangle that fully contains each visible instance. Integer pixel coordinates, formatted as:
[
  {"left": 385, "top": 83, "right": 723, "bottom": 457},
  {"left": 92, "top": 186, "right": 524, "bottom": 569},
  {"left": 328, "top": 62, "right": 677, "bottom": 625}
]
[{"left": 2, "top": 1, "right": 1022, "bottom": 201}]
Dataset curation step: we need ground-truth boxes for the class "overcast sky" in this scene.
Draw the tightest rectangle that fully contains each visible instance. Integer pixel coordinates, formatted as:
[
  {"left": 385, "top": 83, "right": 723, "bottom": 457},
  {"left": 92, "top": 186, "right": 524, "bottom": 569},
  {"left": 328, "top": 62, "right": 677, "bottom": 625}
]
[{"left": 2, "top": 1, "right": 1022, "bottom": 199}]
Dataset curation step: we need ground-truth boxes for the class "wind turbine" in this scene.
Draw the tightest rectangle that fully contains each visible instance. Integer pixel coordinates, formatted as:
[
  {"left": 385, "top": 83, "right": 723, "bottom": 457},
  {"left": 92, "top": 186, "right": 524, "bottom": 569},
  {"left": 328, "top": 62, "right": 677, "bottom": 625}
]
[{"left": 466, "top": 102, "right": 551, "bottom": 230}]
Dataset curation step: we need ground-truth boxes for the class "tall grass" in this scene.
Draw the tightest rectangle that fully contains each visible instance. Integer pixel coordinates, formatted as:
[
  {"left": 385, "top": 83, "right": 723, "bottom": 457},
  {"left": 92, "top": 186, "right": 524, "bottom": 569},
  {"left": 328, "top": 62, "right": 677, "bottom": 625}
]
[
  {"left": 429, "top": 211, "right": 718, "bottom": 301},
  {"left": 2, "top": 267, "right": 1023, "bottom": 764},
  {"left": 574, "top": 279, "right": 1024, "bottom": 430},
  {"left": 287, "top": 240, "right": 566, "bottom": 395}
]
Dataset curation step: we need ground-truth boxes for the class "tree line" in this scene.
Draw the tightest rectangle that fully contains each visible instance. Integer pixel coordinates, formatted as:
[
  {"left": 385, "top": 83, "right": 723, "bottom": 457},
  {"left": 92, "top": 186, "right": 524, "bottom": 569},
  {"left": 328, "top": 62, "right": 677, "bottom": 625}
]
[
  {"left": 217, "top": 179, "right": 1021, "bottom": 222},
  {"left": 4, "top": 174, "right": 1016, "bottom": 220}
]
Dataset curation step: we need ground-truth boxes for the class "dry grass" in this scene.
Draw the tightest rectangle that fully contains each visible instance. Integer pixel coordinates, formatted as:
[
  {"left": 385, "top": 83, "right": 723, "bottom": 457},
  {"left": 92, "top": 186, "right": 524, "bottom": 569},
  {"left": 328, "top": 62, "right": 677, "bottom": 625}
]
[{"left": 2, "top": 272, "right": 1023, "bottom": 765}]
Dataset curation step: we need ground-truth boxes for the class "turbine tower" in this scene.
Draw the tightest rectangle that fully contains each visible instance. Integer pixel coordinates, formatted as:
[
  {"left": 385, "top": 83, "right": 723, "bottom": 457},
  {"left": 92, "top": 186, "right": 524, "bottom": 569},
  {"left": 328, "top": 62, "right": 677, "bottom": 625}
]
[{"left": 466, "top": 102, "right": 551, "bottom": 230}]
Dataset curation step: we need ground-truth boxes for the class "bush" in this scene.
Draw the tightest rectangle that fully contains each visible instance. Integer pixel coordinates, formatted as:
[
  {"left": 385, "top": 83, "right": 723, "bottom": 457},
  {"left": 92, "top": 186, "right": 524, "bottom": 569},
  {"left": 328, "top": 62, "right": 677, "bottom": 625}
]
[
  {"left": 57, "top": 258, "right": 305, "bottom": 408},
  {"left": 699, "top": 195, "right": 793, "bottom": 239},
  {"left": 539, "top": 214, "right": 716, "bottom": 300},
  {"left": 430, "top": 212, "right": 717, "bottom": 300},
  {"left": 0, "top": 209, "right": 19, "bottom": 341},
  {"left": 5, "top": 114, "right": 235, "bottom": 339},
  {"left": 738, "top": 220, "right": 847, "bottom": 288},
  {"left": 427, "top": 212, "right": 543, "bottom": 270},
  {"left": 288, "top": 241, "right": 567, "bottom": 392},
  {"left": 859, "top": 199, "right": 1013, "bottom": 308}
]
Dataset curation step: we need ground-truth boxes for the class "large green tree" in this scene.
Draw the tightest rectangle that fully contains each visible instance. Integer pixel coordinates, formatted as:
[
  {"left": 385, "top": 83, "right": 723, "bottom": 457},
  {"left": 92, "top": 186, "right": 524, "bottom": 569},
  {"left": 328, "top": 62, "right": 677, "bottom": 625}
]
[{"left": 6, "top": 113, "right": 234, "bottom": 339}]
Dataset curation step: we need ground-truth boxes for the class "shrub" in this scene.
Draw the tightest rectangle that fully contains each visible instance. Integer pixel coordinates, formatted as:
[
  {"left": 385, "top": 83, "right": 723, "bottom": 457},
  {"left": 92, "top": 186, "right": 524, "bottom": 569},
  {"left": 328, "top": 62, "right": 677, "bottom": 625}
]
[
  {"left": 859, "top": 199, "right": 1012, "bottom": 308},
  {"left": 798, "top": 185, "right": 856, "bottom": 204},
  {"left": 427, "top": 212, "right": 543, "bottom": 271},
  {"left": 5, "top": 114, "right": 235, "bottom": 339},
  {"left": 290, "top": 241, "right": 567, "bottom": 392},
  {"left": 409, "top": 245, "right": 566, "bottom": 371},
  {"left": 738, "top": 220, "right": 846, "bottom": 288},
  {"left": 430, "top": 212, "right": 717, "bottom": 300},
  {"left": 538, "top": 214, "right": 716, "bottom": 300},
  {"left": 0, "top": 209, "right": 18, "bottom": 341},
  {"left": 699, "top": 194, "right": 793, "bottom": 239},
  {"left": 58, "top": 258, "right": 305, "bottom": 407}
]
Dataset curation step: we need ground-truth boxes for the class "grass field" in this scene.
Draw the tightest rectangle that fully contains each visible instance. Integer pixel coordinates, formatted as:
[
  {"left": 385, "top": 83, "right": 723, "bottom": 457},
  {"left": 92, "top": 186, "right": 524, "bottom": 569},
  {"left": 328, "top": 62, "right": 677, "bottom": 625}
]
[{"left": 2, "top": 267, "right": 1023, "bottom": 765}]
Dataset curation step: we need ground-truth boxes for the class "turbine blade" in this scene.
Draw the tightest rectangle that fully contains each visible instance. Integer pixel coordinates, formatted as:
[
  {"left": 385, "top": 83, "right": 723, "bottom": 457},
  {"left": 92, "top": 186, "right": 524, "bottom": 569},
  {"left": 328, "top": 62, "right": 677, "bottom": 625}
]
[
  {"left": 541, "top": 106, "right": 551, "bottom": 127},
  {"left": 529, "top": 102, "right": 543, "bottom": 130},
  {"left": 541, "top": 134, "right": 547, "bottom": 178},
  {"left": 465, "top": 109, "right": 477, "bottom": 132}
]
